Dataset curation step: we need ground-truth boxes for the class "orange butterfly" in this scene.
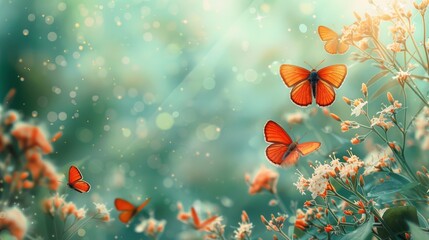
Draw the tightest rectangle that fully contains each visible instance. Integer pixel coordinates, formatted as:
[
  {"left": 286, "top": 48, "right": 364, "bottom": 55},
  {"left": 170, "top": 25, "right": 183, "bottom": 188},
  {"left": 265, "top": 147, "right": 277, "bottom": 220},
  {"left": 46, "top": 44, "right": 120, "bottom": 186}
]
[
  {"left": 279, "top": 63, "right": 347, "bottom": 107},
  {"left": 114, "top": 198, "right": 151, "bottom": 224},
  {"left": 67, "top": 165, "right": 91, "bottom": 193},
  {"left": 264, "top": 120, "right": 320, "bottom": 167},
  {"left": 318, "top": 25, "right": 349, "bottom": 55}
]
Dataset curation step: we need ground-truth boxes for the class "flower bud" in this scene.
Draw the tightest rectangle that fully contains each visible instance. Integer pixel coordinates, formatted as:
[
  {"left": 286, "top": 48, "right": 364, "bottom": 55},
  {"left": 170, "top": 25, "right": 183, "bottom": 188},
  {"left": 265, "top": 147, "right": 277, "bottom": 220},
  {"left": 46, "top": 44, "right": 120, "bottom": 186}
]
[
  {"left": 361, "top": 83, "right": 368, "bottom": 97},
  {"left": 343, "top": 96, "right": 351, "bottom": 105},
  {"left": 241, "top": 210, "right": 249, "bottom": 223},
  {"left": 359, "top": 175, "right": 365, "bottom": 187},
  {"left": 330, "top": 113, "right": 341, "bottom": 122},
  {"left": 260, "top": 215, "right": 269, "bottom": 225},
  {"left": 324, "top": 224, "right": 334, "bottom": 233},
  {"left": 351, "top": 137, "right": 360, "bottom": 145},
  {"left": 387, "top": 92, "right": 394, "bottom": 104}
]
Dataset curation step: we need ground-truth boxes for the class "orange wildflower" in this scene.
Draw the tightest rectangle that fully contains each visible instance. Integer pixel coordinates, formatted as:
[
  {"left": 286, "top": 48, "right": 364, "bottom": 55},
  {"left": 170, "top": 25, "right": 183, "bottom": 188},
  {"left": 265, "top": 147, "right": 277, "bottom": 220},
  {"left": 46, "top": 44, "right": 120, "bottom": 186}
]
[
  {"left": 11, "top": 124, "right": 53, "bottom": 154},
  {"left": 4, "top": 111, "right": 19, "bottom": 125},
  {"left": 0, "top": 207, "right": 28, "bottom": 240},
  {"left": 61, "top": 202, "right": 77, "bottom": 220},
  {"left": 324, "top": 224, "right": 334, "bottom": 233},
  {"left": 247, "top": 165, "right": 279, "bottom": 194},
  {"left": 4, "top": 171, "right": 34, "bottom": 192}
]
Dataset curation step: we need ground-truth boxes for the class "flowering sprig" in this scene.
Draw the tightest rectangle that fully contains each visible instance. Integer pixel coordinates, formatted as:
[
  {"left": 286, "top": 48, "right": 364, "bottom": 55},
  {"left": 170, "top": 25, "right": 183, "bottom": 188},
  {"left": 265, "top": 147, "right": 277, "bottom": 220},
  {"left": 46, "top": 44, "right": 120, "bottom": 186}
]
[
  {"left": 0, "top": 90, "right": 63, "bottom": 204},
  {"left": 291, "top": 152, "right": 406, "bottom": 239},
  {"left": 0, "top": 90, "right": 112, "bottom": 240},
  {"left": 0, "top": 207, "right": 28, "bottom": 240},
  {"left": 260, "top": 213, "right": 290, "bottom": 240},
  {"left": 341, "top": 0, "right": 429, "bottom": 106},
  {"left": 330, "top": 84, "right": 429, "bottom": 195},
  {"left": 245, "top": 165, "right": 291, "bottom": 215},
  {"left": 177, "top": 202, "right": 223, "bottom": 239},
  {"left": 135, "top": 214, "right": 166, "bottom": 240},
  {"left": 233, "top": 211, "right": 253, "bottom": 240},
  {"left": 41, "top": 194, "right": 111, "bottom": 240}
]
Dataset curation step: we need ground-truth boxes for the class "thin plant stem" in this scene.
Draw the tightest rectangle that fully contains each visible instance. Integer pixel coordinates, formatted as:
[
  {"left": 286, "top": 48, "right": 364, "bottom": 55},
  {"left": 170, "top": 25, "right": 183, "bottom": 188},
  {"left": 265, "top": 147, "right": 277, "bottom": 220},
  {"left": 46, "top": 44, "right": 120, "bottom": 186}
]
[
  {"left": 401, "top": 86, "right": 407, "bottom": 156},
  {"left": 265, "top": 222, "right": 291, "bottom": 240},
  {"left": 406, "top": 104, "right": 426, "bottom": 131},
  {"left": 273, "top": 191, "right": 290, "bottom": 215},
  {"left": 278, "top": 229, "right": 291, "bottom": 240},
  {"left": 422, "top": 14, "right": 429, "bottom": 71},
  {"left": 395, "top": 9, "right": 425, "bottom": 65},
  {"left": 63, "top": 214, "right": 97, "bottom": 240}
]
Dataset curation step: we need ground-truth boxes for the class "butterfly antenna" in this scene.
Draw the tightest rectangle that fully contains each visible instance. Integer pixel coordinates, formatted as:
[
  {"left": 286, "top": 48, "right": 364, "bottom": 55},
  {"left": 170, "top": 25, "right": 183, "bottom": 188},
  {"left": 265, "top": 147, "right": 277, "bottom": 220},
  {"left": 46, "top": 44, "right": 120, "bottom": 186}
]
[
  {"left": 303, "top": 61, "right": 313, "bottom": 69},
  {"left": 296, "top": 132, "right": 309, "bottom": 143},
  {"left": 314, "top": 59, "right": 326, "bottom": 69}
]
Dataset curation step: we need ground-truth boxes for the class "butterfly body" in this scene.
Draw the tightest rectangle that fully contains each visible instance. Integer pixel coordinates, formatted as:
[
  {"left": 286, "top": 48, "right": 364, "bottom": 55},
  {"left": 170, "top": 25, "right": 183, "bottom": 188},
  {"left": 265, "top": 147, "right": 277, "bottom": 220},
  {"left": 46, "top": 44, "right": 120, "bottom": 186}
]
[
  {"left": 282, "top": 141, "right": 297, "bottom": 160},
  {"left": 67, "top": 165, "right": 91, "bottom": 193},
  {"left": 309, "top": 70, "right": 319, "bottom": 98},
  {"left": 264, "top": 120, "right": 320, "bottom": 167},
  {"left": 279, "top": 64, "right": 347, "bottom": 107}
]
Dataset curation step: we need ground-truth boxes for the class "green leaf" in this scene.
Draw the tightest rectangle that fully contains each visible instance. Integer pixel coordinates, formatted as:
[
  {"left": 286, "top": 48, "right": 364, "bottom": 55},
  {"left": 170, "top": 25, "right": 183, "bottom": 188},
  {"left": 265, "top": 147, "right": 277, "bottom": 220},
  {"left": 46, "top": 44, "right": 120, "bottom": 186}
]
[
  {"left": 376, "top": 206, "right": 419, "bottom": 238},
  {"left": 365, "top": 172, "right": 418, "bottom": 198},
  {"left": 408, "top": 221, "right": 429, "bottom": 239},
  {"left": 370, "top": 80, "right": 397, "bottom": 100},
  {"left": 340, "top": 216, "right": 374, "bottom": 240},
  {"left": 293, "top": 226, "right": 306, "bottom": 238},
  {"left": 367, "top": 70, "right": 390, "bottom": 86}
]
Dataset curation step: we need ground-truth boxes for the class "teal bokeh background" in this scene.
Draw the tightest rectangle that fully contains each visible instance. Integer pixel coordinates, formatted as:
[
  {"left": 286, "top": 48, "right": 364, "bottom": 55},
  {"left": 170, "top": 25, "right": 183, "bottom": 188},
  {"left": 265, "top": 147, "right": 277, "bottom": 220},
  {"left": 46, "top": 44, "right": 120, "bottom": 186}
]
[{"left": 1, "top": 0, "right": 427, "bottom": 239}]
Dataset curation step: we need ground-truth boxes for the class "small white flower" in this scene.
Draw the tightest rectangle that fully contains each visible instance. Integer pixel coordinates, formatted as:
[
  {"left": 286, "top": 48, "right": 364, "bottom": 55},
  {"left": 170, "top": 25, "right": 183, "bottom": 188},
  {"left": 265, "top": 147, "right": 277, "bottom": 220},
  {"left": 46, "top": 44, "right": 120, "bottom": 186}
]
[
  {"left": 392, "top": 68, "right": 411, "bottom": 83},
  {"left": 233, "top": 222, "right": 253, "bottom": 240},
  {"left": 351, "top": 101, "right": 367, "bottom": 116},
  {"left": 93, "top": 202, "right": 110, "bottom": 215},
  {"left": 294, "top": 173, "right": 309, "bottom": 195}
]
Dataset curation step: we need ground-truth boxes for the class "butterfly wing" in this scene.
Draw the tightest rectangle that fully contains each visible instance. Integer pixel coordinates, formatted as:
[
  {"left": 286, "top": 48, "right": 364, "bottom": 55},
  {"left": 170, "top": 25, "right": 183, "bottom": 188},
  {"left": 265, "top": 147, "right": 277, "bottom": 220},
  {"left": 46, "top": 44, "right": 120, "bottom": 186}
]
[
  {"left": 290, "top": 80, "right": 313, "bottom": 107},
  {"left": 318, "top": 26, "right": 338, "bottom": 41},
  {"left": 264, "top": 120, "right": 292, "bottom": 144},
  {"left": 318, "top": 26, "right": 342, "bottom": 54},
  {"left": 296, "top": 142, "right": 321, "bottom": 155},
  {"left": 135, "top": 198, "right": 151, "bottom": 213},
  {"left": 266, "top": 143, "right": 289, "bottom": 165},
  {"left": 315, "top": 80, "right": 336, "bottom": 106},
  {"left": 118, "top": 211, "right": 135, "bottom": 224},
  {"left": 337, "top": 42, "right": 350, "bottom": 54},
  {"left": 324, "top": 40, "right": 340, "bottom": 54},
  {"left": 279, "top": 64, "right": 311, "bottom": 87},
  {"left": 68, "top": 165, "right": 83, "bottom": 184},
  {"left": 317, "top": 64, "right": 347, "bottom": 88},
  {"left": 114, "top": 198, "right": 136, "bottom": 211},
  {"left": 198, "top": 216, "right": 219, "bottom": 231},
  {"left": 68, "top": 166, "right": 90, "bottom": 193},
  {"left": 191, "top": 207, "right": 201, "bottom": 227},
  {"left": 70, "top": 180, "right": 91, "bottom": 193},
  {"left": 282, "top": 149, "right": 300, "bottom": 166},
  {"left": 115, "top": 198, "right": 137, "bottom": 224}
]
